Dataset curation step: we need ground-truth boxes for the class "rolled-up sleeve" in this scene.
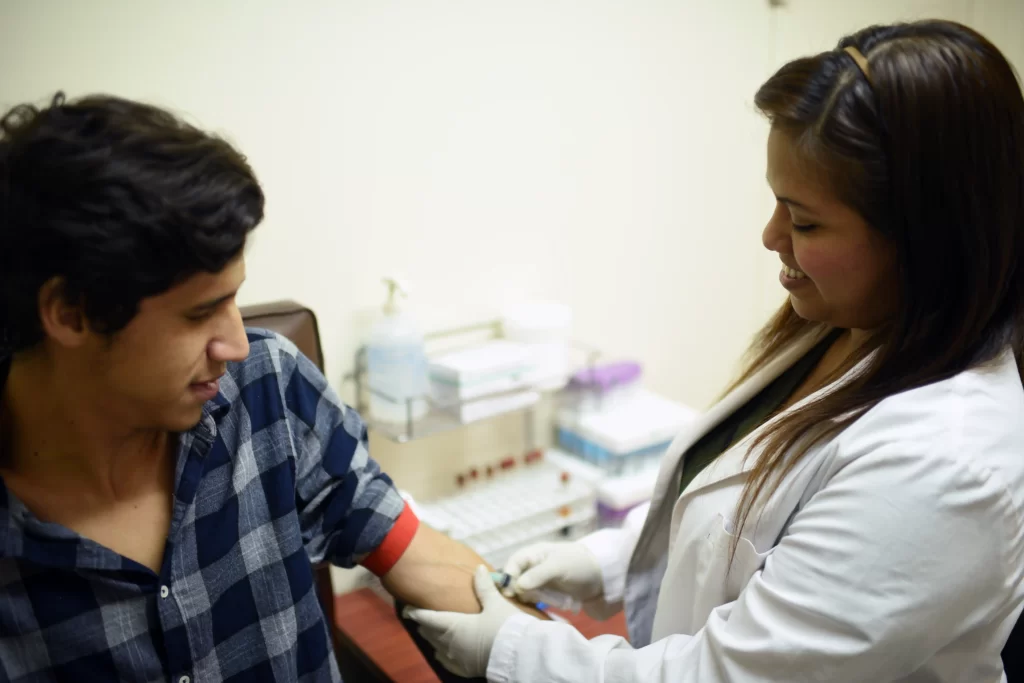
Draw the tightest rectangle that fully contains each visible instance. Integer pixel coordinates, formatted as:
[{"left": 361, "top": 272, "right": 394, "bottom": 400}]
[{"left": 281, "top": 346, "right": 418, "bottom": 573}]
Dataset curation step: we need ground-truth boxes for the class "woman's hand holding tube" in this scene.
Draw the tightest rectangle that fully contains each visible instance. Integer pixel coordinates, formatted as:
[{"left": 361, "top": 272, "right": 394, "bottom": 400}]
[{"left": 502, "top": 541, "right": 604, "bottom": 604}]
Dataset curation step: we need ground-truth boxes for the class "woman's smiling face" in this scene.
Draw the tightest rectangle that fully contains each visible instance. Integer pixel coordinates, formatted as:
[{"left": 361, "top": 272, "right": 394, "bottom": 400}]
[{"left": 762, "top": 126, "right": 898, "bottom": 332}]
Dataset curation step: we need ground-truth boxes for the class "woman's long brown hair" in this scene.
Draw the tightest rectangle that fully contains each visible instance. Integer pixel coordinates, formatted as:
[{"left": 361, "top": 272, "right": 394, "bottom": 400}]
[{"left": 731, "top": 21, "right": 1024, "bottom": 547}]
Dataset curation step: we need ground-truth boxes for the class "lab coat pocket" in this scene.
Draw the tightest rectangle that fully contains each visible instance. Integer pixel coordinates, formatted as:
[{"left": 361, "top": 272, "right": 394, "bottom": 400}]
[{"left": 703, "top": 513, "right": 772, "bottom": 604}]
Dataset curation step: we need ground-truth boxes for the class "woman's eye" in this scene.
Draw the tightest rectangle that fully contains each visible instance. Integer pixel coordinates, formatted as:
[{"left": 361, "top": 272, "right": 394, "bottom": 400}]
[{"left": 791, "top": 222, "right": 817, "bottom": 233}]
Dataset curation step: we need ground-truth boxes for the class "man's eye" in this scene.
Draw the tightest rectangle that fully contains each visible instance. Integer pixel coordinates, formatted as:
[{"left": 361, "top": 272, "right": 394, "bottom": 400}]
[
  {"left": 186, "top": 310, "right": 214, "bottom": 322},
  {"left": 792, "top": 223, "right": 817, "bottom": 233}
]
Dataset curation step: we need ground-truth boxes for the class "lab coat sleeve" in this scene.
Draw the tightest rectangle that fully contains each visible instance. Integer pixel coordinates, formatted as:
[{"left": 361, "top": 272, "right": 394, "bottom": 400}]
[
  {"left": 577, "top": 527, "right": 634, "bottom": 613},
  {"left": 486, "top": 444, "right": 1022, "bottom": 683},
  {"left": 576, "top": 501, "right": 650, "bottom": 618}
]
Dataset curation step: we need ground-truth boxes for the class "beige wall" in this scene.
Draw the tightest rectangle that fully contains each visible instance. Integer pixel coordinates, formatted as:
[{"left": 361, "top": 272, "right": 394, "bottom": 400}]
[
  {"left": 0, "top": 0, "right": 777, "bottom": 414},
  {"left": 1, "top": 0, "right": 1021, "bottom": 500}
]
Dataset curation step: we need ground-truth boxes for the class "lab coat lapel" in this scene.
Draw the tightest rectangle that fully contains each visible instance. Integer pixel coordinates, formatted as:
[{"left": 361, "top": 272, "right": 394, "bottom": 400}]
[
  {"left": 646, "top": 328, "right": 828, "bottom": 514},
  {"left": 675, "top": 332, "right": 829, "bottom": 501},
  {"left": 624, "top": 327, "right": 831, "bottom": 647}
]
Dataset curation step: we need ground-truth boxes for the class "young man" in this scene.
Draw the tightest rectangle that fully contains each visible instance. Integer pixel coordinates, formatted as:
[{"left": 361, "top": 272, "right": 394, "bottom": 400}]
[{"left": 0, "top": 93, "right": 538, "bottom": 682}]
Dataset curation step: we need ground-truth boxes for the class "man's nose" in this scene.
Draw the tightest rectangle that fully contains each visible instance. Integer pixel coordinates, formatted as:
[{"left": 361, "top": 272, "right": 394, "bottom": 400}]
[{"left": 208, "top": 304, "right": 250, "bottom": 364}]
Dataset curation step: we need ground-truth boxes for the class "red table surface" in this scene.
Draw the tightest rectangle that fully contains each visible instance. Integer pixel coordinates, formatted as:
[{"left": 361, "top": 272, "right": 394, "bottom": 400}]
[{"left": 333, "top": 588, "right": 629, "bottom": 682}]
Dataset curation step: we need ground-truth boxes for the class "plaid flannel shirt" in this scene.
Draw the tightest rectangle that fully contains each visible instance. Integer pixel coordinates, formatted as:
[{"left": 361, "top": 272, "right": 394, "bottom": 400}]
[{"left": 0, "top": 329, "right": 419, "bottom": 682}]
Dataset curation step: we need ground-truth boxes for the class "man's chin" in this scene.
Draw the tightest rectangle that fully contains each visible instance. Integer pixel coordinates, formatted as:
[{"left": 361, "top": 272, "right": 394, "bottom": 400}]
[{"left": 162, "top": 407, "right": 206, "bottom": 433}]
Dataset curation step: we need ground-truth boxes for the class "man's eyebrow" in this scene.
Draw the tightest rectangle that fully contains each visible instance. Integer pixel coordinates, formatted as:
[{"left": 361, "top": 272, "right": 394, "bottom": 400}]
[{"left": 187, "top": 292, "right": 236, "bottom": 313}]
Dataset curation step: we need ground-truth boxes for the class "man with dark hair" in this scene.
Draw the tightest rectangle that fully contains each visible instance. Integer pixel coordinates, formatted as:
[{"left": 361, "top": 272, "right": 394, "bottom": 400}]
[{"left": 0, "top": 93, "right": 537, "bottom": 682}]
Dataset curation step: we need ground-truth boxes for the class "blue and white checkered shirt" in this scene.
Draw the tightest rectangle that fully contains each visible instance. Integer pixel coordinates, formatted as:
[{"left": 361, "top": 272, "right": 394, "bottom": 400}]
[{"left": 0, "top": 330, "right": 410, "bottom": 682}]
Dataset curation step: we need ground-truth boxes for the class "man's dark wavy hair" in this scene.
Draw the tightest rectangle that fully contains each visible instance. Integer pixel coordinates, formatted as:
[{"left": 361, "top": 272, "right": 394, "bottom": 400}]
[{"left": 0, "top": 92, "right": 264, "bottom": 353}]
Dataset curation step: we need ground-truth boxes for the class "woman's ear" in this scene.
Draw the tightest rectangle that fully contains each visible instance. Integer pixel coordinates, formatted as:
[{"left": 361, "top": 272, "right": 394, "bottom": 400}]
[{"left": 37, "top": 277, "right": 89, "bottom": 349}]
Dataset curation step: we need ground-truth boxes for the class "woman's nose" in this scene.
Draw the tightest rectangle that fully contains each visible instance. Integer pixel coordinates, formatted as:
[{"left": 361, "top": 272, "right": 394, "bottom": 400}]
[{"left": 762, "top": 202, "right": 791, "bottom": 253}]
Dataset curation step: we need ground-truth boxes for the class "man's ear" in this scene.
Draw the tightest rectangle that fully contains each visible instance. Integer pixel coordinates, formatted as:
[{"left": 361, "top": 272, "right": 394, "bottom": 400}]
[{"left": 37, "top": 277, "right": 89, "bottom": 349}]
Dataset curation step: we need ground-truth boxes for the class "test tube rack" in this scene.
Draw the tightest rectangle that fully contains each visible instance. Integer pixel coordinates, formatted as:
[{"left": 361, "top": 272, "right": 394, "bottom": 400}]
[{"left": 415, "top": 455, "right": 598, "bottom": 569}]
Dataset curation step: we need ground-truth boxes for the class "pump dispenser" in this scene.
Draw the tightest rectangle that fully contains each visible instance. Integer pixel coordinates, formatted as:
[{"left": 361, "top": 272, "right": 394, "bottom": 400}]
[{"left": 366, "top": 277, "right": 428, "bottom": 424}]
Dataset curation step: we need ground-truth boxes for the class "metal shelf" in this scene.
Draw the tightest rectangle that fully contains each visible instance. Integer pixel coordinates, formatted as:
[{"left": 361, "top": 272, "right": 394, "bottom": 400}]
[{"left": 344, "top": 319, "right": 600, "bottom": 444}]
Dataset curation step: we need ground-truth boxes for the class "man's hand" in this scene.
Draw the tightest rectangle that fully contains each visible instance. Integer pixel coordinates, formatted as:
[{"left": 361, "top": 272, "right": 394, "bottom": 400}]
[{"left": 404, "top": 565, "right": 532, "bottom": 679}]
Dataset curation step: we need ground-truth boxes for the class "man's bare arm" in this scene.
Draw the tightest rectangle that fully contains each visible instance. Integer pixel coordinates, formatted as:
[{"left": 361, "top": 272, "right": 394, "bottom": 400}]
[{"left": 380, "top": 524, "right": 547, "bottom": 619}]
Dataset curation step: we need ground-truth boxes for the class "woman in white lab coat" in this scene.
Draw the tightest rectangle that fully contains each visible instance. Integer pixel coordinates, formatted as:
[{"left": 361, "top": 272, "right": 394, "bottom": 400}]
[{"left": 405, "top": 19, "right": 1024, "bottom": 682}]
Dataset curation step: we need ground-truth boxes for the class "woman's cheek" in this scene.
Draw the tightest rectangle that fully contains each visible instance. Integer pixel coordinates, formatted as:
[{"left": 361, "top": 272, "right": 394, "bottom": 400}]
[
  {"left": 798, "top": 243, "right": 877, "bottom": 305},
  {"left": 793, "top": 244, "right": 838, "bottom": 283}
]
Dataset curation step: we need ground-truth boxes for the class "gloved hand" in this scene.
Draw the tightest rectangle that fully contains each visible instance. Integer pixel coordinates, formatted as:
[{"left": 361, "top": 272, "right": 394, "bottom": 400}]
[
  {"left": 502, "top": 541, "right": 604, "bottom": 605},
  {"left": 404, "top": 565, "right": 530, "bottom": 679}
]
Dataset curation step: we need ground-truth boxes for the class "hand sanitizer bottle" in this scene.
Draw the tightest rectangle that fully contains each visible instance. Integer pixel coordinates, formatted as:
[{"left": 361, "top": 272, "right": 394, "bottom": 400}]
[{"left": 366, "top": 277, "right": 429, "bottom": 425}]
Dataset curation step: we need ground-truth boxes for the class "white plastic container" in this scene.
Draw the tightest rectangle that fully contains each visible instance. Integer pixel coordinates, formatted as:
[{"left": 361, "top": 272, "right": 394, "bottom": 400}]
[
  {"left": 501, "top": 301, "right": 573, "bottom": 391},
  {"left": 556, "top": 389, "right": 698, "bottom": 476},
  {"left": 429, "top": 340, "right": 534, "bottom": 400},
  {"left": 544, "top": 449, "right": 658, "bottom": 530},
  {"left": 445, "top": 390, "right": 540, "bottom": 423},
  {"left": 366, "top": 277, "right": 429, "bottom": 424},
  {"left": 429, "top": 340, "right": 539, "bottom": 423},
  {"left": 596, "top": 470, "right": 659, "bottom": 527}
]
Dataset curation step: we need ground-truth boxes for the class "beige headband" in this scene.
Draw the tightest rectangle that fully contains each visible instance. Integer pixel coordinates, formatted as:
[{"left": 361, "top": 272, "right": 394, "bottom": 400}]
[{"left": 844, "top": 46, "right": 872, "bottom": 83}]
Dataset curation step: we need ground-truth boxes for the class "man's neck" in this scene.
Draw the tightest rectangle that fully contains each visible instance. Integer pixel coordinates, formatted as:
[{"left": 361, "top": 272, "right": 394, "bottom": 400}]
[{"left": 0, "top": 351, "right": 171, "bottom": 501}]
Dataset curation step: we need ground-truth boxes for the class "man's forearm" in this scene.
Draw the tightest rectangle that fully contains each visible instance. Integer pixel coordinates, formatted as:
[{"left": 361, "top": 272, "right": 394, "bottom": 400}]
[{"left": 381, "top": 524, "right": 546, "bottom": 618}]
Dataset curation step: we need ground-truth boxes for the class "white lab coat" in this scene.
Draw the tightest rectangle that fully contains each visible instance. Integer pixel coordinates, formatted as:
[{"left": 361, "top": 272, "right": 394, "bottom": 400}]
[{"left": 487, "top": 329, "right": 1024, "bottom": 683}]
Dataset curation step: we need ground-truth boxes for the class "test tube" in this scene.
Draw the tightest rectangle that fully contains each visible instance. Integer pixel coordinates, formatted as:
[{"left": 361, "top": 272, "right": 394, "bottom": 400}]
[
  {"left": 490, "top": 572, "right": 582, "bottom": 614},
  {"left": 533, "top": 590, "right": 582, "bottom": 614}
]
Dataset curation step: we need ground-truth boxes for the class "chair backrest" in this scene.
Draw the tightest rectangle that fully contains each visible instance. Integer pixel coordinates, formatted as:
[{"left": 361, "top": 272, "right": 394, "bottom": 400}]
[{"left": 239, "top": 301, "right": 325, "bottom": 370}]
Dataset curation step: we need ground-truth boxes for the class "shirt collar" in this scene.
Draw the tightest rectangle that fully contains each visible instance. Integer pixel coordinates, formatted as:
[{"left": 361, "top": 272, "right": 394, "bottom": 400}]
[
  {"left": 184, "top": 389, "right": 231, "bottom": 455},
  {"left": 0, "top": 355, "right": 235, "bottom": 558}
]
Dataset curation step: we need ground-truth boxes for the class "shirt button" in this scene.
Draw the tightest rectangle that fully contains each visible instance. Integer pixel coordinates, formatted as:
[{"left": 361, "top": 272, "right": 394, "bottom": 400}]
[
  {"left": 160, "top": 586, "right": 170, "bottom": 599},
  {"left": 179, "top": 676, "right": 190, "bottom": 683}
]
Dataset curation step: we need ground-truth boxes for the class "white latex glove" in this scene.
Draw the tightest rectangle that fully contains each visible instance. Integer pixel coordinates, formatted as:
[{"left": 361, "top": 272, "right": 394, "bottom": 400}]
[
  {"left": 502, "top": 541, "right": 604, "bottom": 605},
  {"left": 404, "top": 565, "right": 532, "bottom": 679}
]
